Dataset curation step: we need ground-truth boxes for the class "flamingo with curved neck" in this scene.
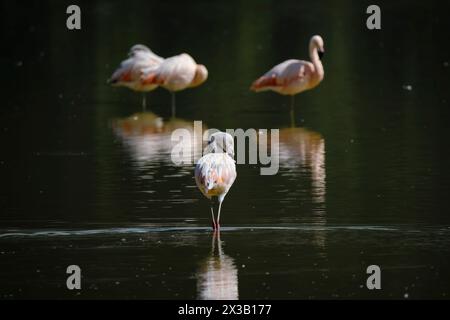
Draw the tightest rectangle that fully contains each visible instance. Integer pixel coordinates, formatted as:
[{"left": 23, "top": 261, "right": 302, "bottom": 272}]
[{"left": 250, "top": 35, "right": 325, "bottom": 113}]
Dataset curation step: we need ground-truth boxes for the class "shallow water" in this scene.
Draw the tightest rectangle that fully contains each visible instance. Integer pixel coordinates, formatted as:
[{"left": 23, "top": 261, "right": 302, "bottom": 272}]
[
  {"left": 1, "top": 224, "right": 450, "bottom": 299},
  {"left": 1, "top": 0, "right": 450, "bottom": 299}
]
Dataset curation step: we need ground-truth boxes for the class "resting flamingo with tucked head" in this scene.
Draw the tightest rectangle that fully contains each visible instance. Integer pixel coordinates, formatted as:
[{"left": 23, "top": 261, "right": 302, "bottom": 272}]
[
  {"left": 195, "top": 132, "right": 237, "bottom": 231},
  {"left": 108, "top": 44, "right": 164, "bottom": 110},
  {"left": 250, "top": 35, "right": 325, "bottom": 119},
  {"left": 141, "top": 53, "right": 208, "bottom": 118}
]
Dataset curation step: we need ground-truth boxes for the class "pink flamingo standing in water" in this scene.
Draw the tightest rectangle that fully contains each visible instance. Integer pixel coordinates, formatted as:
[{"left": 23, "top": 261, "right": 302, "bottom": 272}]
[
  {"left": 108, "top": 44, "right": 164, "bottom": 110},
  {"left": 195, "top": 132, "right": 237, "bottom": 231},
  {"left": 250, "top": 35, "right": 325, "bottom": 124},
  {"left": 141, "top": 53, "right": 208, "bottom": 118}
]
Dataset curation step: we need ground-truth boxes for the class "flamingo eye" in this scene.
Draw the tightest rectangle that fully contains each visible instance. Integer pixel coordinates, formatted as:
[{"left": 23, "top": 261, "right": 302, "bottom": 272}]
[{"left": 318, "top": 50, "right": 324, "bottom": 60}]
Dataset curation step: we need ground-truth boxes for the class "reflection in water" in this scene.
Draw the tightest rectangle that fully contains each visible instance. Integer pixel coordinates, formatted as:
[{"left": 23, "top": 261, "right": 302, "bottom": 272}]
[
  {"left": 197, "top": 232, "right": 239, "bottom": 300},
  {"left": 274, "top": 126, "right": 327, "bottom": 249},
  {"left": 278, "top": 127, "right": 326, "bottom": 206},
  {"left": 111, "top": 112, "right": 206, "bottom": 172}
]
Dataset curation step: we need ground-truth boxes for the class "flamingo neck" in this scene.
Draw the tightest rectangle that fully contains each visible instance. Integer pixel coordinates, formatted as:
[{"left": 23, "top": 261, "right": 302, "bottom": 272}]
[{"left": 309, "top": 45, "right": 324, "bottom": 84}]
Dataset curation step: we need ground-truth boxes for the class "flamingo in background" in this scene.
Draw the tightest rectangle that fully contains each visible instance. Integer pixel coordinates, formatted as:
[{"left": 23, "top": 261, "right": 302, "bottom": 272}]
[
  {"left": 141, "top": 53, "right": 208, "bottom": 118},
  {"left": 250, "top": 35, "right": 325, "bottom": 123},
  {"left": 195, "top": 132, "right": 236, "bottom": 231},
  {"left": 108, "top": 44, "right": 164, "bottom": 110}
]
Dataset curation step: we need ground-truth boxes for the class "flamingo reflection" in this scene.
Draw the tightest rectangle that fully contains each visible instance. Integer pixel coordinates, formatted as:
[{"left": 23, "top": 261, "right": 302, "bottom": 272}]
[
  {"left": 279, "top": 127, "right": 326, "bottom": 248},
  {"left": 197, "top": 232, "right": 239, "bottom": 300},
  {"left": 278, "top": 127, "right": 326, "bottom": 204},
  {"left": 259, "top": 123, "right": 327, "bottom": 248},
  {"left": 112, "top": 112, "right": 206, "bottom": 167}
]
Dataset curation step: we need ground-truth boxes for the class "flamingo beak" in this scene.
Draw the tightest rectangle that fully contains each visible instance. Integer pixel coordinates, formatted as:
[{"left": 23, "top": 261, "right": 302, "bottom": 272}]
[{"left": 318, "top": 50, "right": 324, "bottom": 60}]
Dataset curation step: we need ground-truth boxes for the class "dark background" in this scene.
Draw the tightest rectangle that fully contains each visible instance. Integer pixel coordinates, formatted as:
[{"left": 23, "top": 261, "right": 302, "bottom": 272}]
[{"left": 0, "top": 0, "right": 450, "bottom": 299}]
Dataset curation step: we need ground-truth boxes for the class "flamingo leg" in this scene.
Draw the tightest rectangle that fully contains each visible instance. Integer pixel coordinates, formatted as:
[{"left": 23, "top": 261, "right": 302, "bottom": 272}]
[
  {"left": 171, "top": 92, "right": 176, "bottom": 118},
  {"left": 210, "top": 203, "right": 216, "bottom": 231},
  {"left": 211, "top": 230, "right": 217, "bottom": 254},
  {"left": 142, "top": 93, "right": 147, "bottom": 111},
  {"left": 216, "top": 200, "right": 223, "bottom": 230},
  {"left": 216, "top": 232, "right": 222, "bottom": 256},
  {"left": 290, "top": 95, "right": 296, "bottom": 128}
]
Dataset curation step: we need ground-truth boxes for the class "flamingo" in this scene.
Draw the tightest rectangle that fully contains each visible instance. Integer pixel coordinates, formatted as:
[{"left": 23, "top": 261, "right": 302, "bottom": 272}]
[
  {"left": 250, "top": 35, "right": 325, "bottom": 122},
  {"left": 195, "top": 132, "right": 236, "bottom": 231},
  {"left": 141, "top": 53, "right": 208, "bottom": 118},
  {"left": 108, "top": 44, "right": 164, "bottom": 110}
]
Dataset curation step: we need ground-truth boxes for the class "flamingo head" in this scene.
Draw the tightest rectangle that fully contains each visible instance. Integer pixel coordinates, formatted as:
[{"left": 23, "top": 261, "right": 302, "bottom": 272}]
[
  {"left": 190, "top": 64, "right": 208, "bottom": 88},
  {"left": 128, "top": 44, "right": 151, "bottom": 56},
  {"left": 310, "top": 35, "right": 325, "bottom": 60},
  {"left": 205, "top": 132, "right": 234, "bottom": 158}
]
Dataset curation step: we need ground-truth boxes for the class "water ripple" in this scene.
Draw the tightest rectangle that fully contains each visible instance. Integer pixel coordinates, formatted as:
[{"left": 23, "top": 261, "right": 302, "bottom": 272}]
[{"left": 1, "top": 224, "right": 447, "bottom": 240}]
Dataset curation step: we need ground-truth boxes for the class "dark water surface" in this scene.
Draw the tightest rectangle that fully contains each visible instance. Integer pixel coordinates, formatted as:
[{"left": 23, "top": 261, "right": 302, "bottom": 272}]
[{"left": 1, "top": 0, "right": 450, "bottom": 299}]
